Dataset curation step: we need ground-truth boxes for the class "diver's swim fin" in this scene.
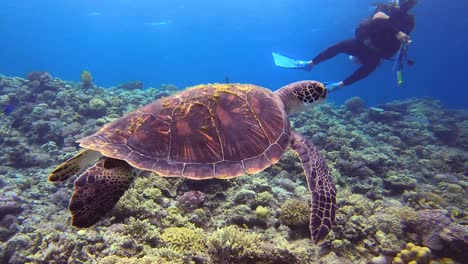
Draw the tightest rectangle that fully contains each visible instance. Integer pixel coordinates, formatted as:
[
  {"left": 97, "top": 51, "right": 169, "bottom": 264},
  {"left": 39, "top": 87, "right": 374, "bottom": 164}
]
[{"left": 272, "top": 52, "right": 310, "bottom": 68}]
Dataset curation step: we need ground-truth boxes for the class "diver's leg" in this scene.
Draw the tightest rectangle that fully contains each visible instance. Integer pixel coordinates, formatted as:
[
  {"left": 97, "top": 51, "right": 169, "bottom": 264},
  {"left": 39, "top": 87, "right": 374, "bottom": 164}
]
[
  {"left": 312, "top": 39, "right": 360, "bottom": 65},
  {"left": 343, "top": 55, "right": 380, "bottom": 85}
]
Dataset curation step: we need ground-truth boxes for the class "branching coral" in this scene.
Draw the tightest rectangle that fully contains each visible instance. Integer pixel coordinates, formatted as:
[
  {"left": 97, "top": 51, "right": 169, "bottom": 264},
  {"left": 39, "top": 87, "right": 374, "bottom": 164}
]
[
  {"left": 114, "top": 176, "right": 163, "bottom": 219},
  {"left": 121, "top": 217, "right": 160, "bottom": 243},
  {"left": 207, "top": 225, "right": 265, "bottom": 263},
  {"left": 160, "top": 227, "right": 206, "bottom": 254},
  {"left": 279, "top": 199, "right": 310, "bottom": 227}
]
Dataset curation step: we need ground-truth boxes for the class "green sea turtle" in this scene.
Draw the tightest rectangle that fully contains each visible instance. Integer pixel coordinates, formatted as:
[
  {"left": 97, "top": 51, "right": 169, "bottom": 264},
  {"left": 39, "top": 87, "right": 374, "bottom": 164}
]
[{"left": 49, "top": 81, "right": 336, "bottom": 244}]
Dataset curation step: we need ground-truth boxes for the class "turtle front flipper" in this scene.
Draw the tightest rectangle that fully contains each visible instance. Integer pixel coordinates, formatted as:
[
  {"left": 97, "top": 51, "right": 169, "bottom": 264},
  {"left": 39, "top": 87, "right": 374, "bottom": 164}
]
[
  {"left": 291, "top": 132, "right": 336, "bottom": 244},
  {"left": 69, "top": 158, "right": 138, "bottom": 228},
  {"left": 49, "top": 149, "right": 103, "bottom": 182}
]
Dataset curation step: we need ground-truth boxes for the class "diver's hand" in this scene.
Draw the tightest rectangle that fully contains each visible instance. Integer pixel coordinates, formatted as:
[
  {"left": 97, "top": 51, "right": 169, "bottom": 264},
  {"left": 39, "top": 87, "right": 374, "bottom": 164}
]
[
  {"left": 327, "top": 81, "right": 344, "bottom": 92},
  {"left": 396, "top": 31, "right": 412, "bottom": 44},
  {"left": 372, "top": 11, "right": 390, "bottom": 20}
]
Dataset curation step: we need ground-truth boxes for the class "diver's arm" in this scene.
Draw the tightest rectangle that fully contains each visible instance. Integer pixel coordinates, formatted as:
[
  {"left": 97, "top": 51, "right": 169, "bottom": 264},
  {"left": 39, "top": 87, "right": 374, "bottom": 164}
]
[
  {"left": 371, "top": 17, "right": 412, "bottom": 44},
  {"left": 372, "top": 11, "right": 390, "bottom": 20},
  {"left": 373, "top": 11, "right": 413, "bottom": 44},
  {"left": 396, "top": 31, "right": 411, "bottom": 44}
]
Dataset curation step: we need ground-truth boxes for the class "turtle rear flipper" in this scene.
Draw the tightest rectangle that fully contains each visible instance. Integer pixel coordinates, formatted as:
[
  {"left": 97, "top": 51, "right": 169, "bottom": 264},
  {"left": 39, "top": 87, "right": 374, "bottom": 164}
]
[
  {"left": 49, "top": 149, "right": 103, "bottom": 182},
  {"left": 291, "top": 132, "right": 336, "bottom": 244},
  {"left": 69, "top": 158, "right": 137, "bottom": 228}
]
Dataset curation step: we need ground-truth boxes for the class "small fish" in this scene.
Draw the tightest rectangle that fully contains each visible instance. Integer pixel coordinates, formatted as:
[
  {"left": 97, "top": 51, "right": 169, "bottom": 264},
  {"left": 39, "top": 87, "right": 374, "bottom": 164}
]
[{"left": 87, "top": 12, "right": 101, "bottom": 16}]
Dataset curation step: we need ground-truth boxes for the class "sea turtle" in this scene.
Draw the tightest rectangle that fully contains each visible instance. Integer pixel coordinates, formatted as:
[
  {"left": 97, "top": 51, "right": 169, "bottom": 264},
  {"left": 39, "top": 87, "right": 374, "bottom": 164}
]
[{"left": 49, "top": 81, "right": 336, "bottom": 244}]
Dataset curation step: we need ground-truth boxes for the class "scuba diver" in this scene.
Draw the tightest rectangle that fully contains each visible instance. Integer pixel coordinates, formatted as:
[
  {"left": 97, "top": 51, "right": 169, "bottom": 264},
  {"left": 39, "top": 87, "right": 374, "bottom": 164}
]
[{"left": 304, "top": 0, "right": 418, "bottom": 91}]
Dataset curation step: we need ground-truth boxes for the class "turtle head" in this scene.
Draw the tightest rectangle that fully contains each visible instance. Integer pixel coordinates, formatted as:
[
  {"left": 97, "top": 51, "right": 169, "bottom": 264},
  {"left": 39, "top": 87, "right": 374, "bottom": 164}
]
[{"left": 276, "top": 80, "right": 327, "bottom": 114}]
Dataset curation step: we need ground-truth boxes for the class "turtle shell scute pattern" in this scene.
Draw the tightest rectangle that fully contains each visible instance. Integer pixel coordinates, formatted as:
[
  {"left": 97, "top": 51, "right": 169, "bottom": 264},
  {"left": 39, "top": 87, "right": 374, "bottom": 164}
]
[{"left": 79, "top": 84, "right": 291, "bottom": 179}]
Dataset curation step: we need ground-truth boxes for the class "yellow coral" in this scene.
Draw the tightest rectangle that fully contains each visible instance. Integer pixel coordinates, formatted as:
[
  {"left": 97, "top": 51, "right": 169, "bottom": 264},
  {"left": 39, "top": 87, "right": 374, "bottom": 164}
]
[
  {"left": 160, "top": 227, "right": 206, "bottom": 253},
  {"left": 392, "top": 242, "right": 431, "bottom": 264},
  {"left": 255, "top": 206, "right": 269, "bottom": 219},
  {"left": 279, "top": 199, "right": 310, "bottom": 226},
  {"left": 393, "top": 256, "right": 405, "bottom": 264}
]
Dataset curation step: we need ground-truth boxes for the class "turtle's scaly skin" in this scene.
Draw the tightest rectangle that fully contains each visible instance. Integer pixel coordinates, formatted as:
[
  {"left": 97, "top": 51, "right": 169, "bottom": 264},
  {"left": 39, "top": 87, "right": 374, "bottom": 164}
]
[{"left": 79, "top": 84, "right": 290, "bottom": 179}]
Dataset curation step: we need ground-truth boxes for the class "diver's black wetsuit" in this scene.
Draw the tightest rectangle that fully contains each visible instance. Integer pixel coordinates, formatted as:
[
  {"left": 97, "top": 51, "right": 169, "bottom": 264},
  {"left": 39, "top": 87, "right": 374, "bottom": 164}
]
[{"left": 312, "top": 5, "right": 415, "bottom": 85}]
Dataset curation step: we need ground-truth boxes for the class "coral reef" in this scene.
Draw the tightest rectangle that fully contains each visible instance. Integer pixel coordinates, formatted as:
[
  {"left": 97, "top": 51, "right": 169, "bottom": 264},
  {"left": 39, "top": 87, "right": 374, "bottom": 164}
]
[
  {"left": 116, "top": 81, "right": 144, "bottom": 91},
  {"left": 344, "top": 96, "right": 366, "bottom": 113},
  {"left": 0, "top": 73, "right": 466, "bottom": 263},
  {"left": 406, "top": 209, "right": 468, "bottom": 261},
  {"left": 26, "top": 71, "right": 52, "bottom": 83}
]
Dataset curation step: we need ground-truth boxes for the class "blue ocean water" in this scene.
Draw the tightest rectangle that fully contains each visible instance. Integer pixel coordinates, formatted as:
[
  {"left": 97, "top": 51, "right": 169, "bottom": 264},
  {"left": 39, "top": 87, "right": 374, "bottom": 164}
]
[{"left": 1, "top": 0, "right": 466, "bottom": 108}]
